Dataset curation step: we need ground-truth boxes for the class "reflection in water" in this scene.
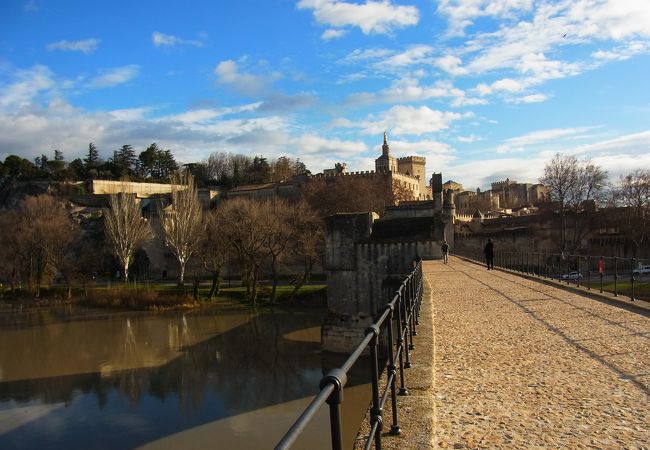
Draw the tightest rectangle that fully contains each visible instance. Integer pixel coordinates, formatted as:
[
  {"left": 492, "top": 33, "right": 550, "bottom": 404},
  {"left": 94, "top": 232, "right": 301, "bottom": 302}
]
[{"left": 0, "top": 308, "right": 371, "bottom": 449}]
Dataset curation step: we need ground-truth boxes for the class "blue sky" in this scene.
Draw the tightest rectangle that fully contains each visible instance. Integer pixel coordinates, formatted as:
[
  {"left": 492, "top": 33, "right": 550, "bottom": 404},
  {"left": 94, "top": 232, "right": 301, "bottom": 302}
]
[{"left": 1, "top": 0, "right": 649, "bottom": 189}]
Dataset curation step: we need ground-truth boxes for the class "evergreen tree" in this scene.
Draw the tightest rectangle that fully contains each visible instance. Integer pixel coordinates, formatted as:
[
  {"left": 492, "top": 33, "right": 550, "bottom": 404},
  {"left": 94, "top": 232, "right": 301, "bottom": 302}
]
[
  {"left": 112, "top": 144, "right": 137, "bottom": 177},
  {"left": 137, "top": 143, "right": 159, "bottom": 179},
  {"left": 84, "top": 143, "right": 100, "bottom": 169}
]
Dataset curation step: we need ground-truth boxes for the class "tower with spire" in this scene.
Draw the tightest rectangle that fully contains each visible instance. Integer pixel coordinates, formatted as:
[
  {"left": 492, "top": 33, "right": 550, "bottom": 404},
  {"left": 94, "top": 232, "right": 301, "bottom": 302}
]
[{"left": 375, "top": 131, "right": 398, "bottom": 173}]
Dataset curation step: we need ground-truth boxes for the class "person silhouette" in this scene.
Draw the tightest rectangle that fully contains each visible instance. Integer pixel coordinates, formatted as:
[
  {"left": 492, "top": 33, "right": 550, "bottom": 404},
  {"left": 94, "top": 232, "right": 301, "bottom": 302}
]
[{"left": 483, "top": 238, "right": 494, "bottom": 270}]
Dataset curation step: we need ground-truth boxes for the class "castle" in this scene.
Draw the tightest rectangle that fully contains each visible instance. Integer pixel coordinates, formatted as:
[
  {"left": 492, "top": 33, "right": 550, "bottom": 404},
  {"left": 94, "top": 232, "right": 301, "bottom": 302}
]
[{"left": 318, "top": 132, "right": 431, "bottom": 201}]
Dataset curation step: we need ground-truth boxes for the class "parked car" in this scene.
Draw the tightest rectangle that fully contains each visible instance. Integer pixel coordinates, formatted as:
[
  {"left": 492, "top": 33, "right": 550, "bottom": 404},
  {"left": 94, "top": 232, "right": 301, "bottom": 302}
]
[
  {"left": 560, "top": 271, "right": 583, "bottom": 280},
  {"left": 633, "top": 265, "right": 650, "bottom": 276}
]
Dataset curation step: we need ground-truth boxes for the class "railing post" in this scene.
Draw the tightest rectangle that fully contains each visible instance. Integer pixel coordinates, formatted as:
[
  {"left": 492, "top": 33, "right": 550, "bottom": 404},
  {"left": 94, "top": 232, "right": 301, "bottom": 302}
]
[
  {"left": 576, "top": 257, "right": 581, "bottom": 288},
  {"left": 600, "top": 257, "right": 604, "bottom": 293},
  {"left": 367, "top": 325, "right": 383, "bottom": 450},
  {"left": 395, "top": 289, "right": 408, "bottom": 395},
  {"left": 631, "top": 257, "right": 635, "bottom": 302},
  {"left": 385, "top": 304, "right": 401, "bottom": 435},
  {"left": 408, "top": 275, "right": 416, "bottom": 347},
  {"left": 403, "top": 289, "right": 412, "bottom": 368},
  {"left": 319, "top": 369, "right": 347, "bottom": 450},
  {"left": 614, "top": 256, "right": 618, "bottom": 297},
  {"left": 566, "top": 258, "right": 571, "bottom": 284},
  {"left": 587, "top": 256, "right": 591, "bottom": 290}
]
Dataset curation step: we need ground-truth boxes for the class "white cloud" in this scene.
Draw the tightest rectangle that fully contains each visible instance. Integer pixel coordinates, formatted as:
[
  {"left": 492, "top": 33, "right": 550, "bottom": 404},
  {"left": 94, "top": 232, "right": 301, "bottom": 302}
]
[
  {"left": 501, "top": 126, "right": 599, "bottom": 149},
  {"left": 87, "top": 65, "right": 139, "bottom": 88},
  {"left": 437, "top": 0, "right": 534, "bottom": 36},
  {"left": 335, "top": 105, "right": 469, "bottom": 136},
  {"left": 572, "top": 130, "right": 650, "bottom": 157},
  {"left": 474, "top": 77, "right": 525, "bottom": 96},
  {"left": 445, "top": 156, "right": 545, "bottom": 190},
  {"left": 435, "top": 55, "right": 468, "bottom": 75},
  {"left": 342, "top": 47, "right": 393, "bottom": 62},
  {"left": 214, "top": 60, "right": 281, "bottom": 96},
  {"left": 346, "top": 77, "right": 485, "bottom": 108},
  {"left": 0, "top": 65, "right": 55, "bottom": 108},
  {"left": 511, "top": 93, "right": 548, "bottom": 104},
  {"left": 297, "top": 0, "right": 419, "bottom": 34},
  {"left": 46, "top": 38, "right": 100, "bottom": 54},
  {"left": 391, "top": 138, "right": 456, "bottom": 168},
  {"left": 293, "top": 134, "right": 367, "bottom": 156},
  {"left": 0, "top": 95, "right": 376, "bottom": 174},
  {"left": 456, "top": 134, "right": 484, "bottom": 143},
  {"left": 454, "top": 0, "right": 650, "bottom": 88},
  {"left": 446, "top": 129, "right": 650, "bottom": 189},
  {"left": 383, "top": 45, "right": 434, "bottom": 67},
  {"left": 592, "top": 41, "right": 649, "bottom": 61},
  {"left": 151, "top": 32, "right": 204, "bottom": 48},
  {"left": 321, "top": 28, "right": 347, "bottom": 40}
]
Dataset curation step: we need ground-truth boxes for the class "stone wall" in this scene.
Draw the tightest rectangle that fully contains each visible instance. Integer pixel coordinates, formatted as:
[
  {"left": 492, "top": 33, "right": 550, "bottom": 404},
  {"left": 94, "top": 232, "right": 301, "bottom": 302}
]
[
  {"left": 90, "top": 180, "right": 185, "bottom": 196},
  {"left": 322, "top": 212, "right": 442, "bottom": 353}
]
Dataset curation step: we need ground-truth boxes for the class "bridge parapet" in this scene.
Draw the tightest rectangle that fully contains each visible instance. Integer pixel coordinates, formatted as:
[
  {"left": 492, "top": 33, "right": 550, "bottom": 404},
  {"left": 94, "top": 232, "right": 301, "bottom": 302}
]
[{"left": 323, "top": 212, "right": 442, "bottom": 352}]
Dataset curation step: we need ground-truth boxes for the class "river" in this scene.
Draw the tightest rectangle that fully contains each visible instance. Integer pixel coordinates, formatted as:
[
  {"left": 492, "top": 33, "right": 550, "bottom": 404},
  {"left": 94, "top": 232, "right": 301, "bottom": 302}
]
[{"left": 0, "top": 306, "right": 371, "bottom": 449}]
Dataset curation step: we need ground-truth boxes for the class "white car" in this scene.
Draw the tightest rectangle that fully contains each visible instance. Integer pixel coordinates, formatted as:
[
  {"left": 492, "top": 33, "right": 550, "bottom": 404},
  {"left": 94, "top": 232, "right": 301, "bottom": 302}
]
[
  {"left": 560, "top": 271, "right": 583, "bottom": 280},
  {"left": 633, "top": 265, "right": 650, "bottom": 276}
]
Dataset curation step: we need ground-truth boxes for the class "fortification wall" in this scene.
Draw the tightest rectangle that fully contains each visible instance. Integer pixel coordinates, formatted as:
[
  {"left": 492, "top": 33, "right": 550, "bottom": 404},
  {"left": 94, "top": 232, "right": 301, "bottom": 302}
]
[
  {"left": 90, "top": 180, "right": 185, "bottom": 196},
  {"left": 323, "top": 212, "right": 441, "bottom": 352}
]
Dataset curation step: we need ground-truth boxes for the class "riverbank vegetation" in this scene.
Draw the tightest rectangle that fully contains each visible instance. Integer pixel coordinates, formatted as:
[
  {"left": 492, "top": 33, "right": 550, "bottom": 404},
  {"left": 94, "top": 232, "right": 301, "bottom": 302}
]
[{"left": 0, "top": 282, "right": 327, "bottom": 312}]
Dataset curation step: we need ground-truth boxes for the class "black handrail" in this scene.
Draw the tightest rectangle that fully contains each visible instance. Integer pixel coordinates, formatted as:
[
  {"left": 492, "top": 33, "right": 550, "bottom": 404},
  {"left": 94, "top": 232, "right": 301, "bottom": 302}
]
[
  {"left": 275, "top": 261, "right": 424, "bottom": 450},
  {"left": 458, "top": 249, "right": 649, "bottom": 303}
]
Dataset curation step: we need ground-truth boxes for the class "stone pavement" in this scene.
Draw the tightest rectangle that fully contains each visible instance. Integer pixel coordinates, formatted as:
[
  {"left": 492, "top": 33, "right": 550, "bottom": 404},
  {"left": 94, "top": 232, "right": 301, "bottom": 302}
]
[{"left": 376, "top": 256, "right": 650, "bottom": 449}]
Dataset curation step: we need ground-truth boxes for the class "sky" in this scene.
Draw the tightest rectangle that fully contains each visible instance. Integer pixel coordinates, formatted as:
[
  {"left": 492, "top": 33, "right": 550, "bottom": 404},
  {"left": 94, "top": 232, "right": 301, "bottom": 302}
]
[{"left": 1, "top": 0, "right": 650, "bottom": 189}]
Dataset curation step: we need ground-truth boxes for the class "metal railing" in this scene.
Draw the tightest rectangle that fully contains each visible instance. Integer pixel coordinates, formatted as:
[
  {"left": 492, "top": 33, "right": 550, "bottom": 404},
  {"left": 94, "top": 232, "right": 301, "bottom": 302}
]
[
  {"left": 456, "top": 249, "right": 649, "bottom": 303},
  {"left": 275, "top": 261, "right": 424, "bottom": 450}
]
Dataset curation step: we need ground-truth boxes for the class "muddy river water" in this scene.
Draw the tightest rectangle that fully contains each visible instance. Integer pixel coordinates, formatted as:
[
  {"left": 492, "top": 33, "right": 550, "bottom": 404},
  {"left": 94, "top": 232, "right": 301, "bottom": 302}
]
[{"left": 0, "top": 307, "right": 371, "bottom": 449}]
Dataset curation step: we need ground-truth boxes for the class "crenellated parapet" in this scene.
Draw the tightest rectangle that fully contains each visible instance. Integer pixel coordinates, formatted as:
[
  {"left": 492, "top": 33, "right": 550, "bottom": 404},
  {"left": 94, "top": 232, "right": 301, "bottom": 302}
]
[{"left": 397, "top": 156, "right": 426, "bottom": 164}]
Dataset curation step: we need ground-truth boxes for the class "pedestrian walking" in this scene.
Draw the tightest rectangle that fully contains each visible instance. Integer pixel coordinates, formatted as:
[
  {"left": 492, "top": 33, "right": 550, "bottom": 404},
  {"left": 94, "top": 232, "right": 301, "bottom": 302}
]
[
  {"left": 483, "top": 238, "right": 494, "bottom": 270},
  {"left": 441, "top": 241, "right": 449, "bottom": 264}
]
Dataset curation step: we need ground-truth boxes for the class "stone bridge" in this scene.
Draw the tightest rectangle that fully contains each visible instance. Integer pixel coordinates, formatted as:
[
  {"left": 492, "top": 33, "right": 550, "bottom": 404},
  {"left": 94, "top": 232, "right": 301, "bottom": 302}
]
[{"left": 378, "top": 256, "right": 649, "bottom": 449}]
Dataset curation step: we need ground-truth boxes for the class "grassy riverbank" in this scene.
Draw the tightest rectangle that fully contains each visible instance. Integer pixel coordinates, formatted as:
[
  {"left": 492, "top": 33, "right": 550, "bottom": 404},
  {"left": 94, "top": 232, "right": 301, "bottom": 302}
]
[{"left": 0, "top": 283, "right": 327, "bottom": 311}]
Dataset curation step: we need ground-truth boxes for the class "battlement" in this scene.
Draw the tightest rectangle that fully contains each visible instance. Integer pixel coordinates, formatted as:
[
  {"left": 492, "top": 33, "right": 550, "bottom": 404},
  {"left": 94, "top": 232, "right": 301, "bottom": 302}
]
[
  {"left": 397, "top": 156, "right": 426, "bottom": 164},
  {"left": 311, "top": 170, "right": 382, "bottom": 179},
  {"left": 310, "top": 170, "right": 421, "bottom": 182},
  {"left": 491, "top": 179, "right": 517, "bottom": 189}
]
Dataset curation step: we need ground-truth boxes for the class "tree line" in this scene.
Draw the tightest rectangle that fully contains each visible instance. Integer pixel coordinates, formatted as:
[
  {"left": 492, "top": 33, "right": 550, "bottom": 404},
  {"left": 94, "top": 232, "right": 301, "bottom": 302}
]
[
  {"left": 540, "top": 154, "right": 650, "bottom": 254},
  {"left": 0, "top": 144, "right": 309, "bottom": 188},
  {"left": 0, "top": 173, "right": 324, "bottom": 304}
]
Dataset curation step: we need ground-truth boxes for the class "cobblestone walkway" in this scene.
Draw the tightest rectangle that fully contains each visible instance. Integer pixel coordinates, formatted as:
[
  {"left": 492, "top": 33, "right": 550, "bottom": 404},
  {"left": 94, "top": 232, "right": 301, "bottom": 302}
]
[{"left": 429, "top": 257, "right": 650, "bottom": 449}]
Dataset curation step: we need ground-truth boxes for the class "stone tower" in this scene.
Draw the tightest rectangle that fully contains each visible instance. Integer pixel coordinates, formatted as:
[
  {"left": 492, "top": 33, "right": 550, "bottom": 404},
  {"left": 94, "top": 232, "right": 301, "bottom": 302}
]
[
  {"left": 442, "top": 188, "right": 456, "bottom": 245},
  {"left": 430, "top": 173, "right": 443, "bottom": 209},
  {"left": 375, "top": 132, "right": 398, "bottom": 173},
  {"left": 397, "top": 156, "right": 427, "bottom": 197}
]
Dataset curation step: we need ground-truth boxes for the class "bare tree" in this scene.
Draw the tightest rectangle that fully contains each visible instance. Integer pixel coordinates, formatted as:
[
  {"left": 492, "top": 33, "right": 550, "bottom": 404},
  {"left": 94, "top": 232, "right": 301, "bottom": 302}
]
[
  {"left": 219, "top": 197, "right": 270, "bottom": 304},
  {"left": 287, "top": 201, "right": 324, "bottom": 301},
  {"left": 301, "top": 176, "right": 393, "bottom": 218},
  {"left": 160, "top": 172, "right": 204, "bottom": 286},
  {"left": 614, "top": 169, "right": 650, "bottom": 255},
  {"left": 198, "top": 208, "right": 232, "bottom": 299},
  {"left": 264, "top": 198, "right": 296, "bottom": 303},
  {"left": 540, "top": 154, "right": 607, "bottom": 252},
  {"left": 104, "top": 192, "right": 151, "bottom": 283},
  {"left": 0, "top": 209, "right": 21, "bottom": 293},
  {"left": 0, "top": 195, "right": 76, "bottom": 295}
]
